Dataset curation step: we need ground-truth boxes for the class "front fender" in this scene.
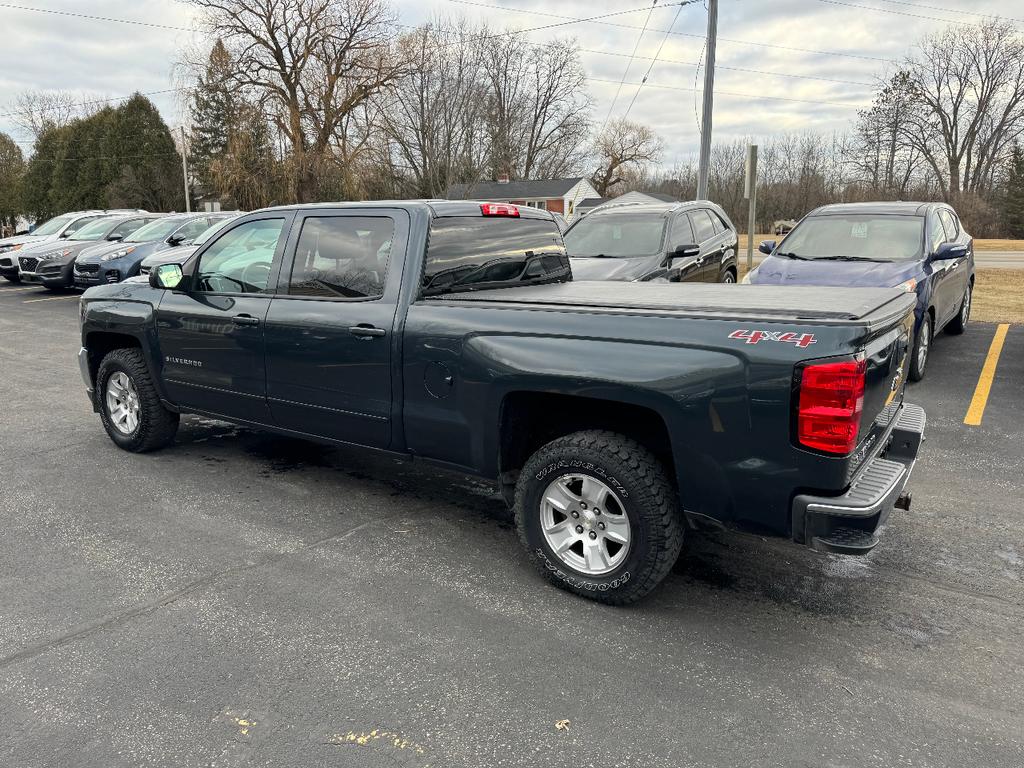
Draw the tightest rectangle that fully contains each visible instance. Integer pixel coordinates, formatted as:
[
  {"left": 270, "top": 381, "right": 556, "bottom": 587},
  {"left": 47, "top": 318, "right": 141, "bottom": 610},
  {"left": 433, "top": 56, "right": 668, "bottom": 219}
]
[{"left": 80, "top": 289, "right": 170, "bottom": 406}]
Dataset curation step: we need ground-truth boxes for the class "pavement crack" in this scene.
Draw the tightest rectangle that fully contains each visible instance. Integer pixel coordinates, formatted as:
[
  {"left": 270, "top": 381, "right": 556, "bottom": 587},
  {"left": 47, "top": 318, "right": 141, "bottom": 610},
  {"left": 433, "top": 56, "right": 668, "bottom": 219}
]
[{"left": 0, "top": 513, "right": 406, "bottom": 671}]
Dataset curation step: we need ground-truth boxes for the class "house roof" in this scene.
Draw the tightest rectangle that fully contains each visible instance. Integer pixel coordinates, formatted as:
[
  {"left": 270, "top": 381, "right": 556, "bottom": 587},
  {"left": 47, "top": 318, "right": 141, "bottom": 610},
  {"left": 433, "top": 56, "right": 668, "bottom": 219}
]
[
  {"left": 577, "top": 197, "right": 610, "bottom": 209},
  {"left": 612, "top": 191, "right": 679, "bottom": 204},
  {"left": 447, "top": 177, "right": 587, "bottom": 200}
]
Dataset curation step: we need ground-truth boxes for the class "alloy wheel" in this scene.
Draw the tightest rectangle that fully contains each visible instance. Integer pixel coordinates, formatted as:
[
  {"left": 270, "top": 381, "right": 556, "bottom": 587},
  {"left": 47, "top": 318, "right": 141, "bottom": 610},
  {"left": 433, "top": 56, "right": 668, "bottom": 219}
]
[
  {"left": 105, "top": 371, "right": 141, "bottom": 435},
  {"left": 540, "top": 474, "right": 632, "bottom": 575}
]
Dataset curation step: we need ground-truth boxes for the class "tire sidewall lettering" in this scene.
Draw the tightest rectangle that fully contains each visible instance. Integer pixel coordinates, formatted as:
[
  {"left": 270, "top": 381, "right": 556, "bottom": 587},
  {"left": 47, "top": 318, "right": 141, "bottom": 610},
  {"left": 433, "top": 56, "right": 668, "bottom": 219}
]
[
  {"left": 535, "top": 548, "right": 631, "bottom": 592},
  {"left": 534, "top": 459, "right": 629, "bottom": 499}
]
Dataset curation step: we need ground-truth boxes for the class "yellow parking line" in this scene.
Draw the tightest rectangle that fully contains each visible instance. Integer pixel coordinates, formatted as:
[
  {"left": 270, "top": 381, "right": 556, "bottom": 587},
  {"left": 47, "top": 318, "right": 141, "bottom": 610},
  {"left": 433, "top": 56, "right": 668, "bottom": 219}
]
[
  {"left": 964, "top": 324, "right": 1010, "bottom": 426},
  {"left": 22, "top": 294, "right": 79, "bottom": 303},
  {"left": 2, "top": 286, "right": 40, "bottom": 292}
]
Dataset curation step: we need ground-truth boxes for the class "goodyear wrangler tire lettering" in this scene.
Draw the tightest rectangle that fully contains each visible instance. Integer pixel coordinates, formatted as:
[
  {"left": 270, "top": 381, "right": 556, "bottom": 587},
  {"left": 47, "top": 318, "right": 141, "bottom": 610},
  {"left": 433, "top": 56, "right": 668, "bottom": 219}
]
[{"left": 516, "top": 430, "right": 684, "bottom": 605}]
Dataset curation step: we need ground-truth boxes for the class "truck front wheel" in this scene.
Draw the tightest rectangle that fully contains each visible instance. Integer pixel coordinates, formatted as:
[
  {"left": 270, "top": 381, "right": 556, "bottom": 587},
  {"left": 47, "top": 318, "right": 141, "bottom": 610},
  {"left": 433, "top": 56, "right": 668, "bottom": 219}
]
[
  {"left": 97, "top": 348, "right": 179, "bottom": 452},
  {"left": 514, "top": 430, "right": 684, "bottom": 605}
]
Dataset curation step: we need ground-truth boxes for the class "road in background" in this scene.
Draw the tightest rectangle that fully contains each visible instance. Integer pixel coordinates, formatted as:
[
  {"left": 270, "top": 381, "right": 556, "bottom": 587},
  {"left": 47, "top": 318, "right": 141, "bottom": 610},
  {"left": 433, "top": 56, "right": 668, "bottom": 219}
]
[{"left": 1, "top": 283, "right": 1021, "bottom": 767}]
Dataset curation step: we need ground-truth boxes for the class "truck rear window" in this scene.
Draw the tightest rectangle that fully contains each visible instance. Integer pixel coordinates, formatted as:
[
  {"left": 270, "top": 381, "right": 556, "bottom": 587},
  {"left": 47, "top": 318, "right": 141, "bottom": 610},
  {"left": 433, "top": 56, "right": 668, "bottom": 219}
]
[{"left": 423, "top": 217, "right": 569, "bottom": 296}]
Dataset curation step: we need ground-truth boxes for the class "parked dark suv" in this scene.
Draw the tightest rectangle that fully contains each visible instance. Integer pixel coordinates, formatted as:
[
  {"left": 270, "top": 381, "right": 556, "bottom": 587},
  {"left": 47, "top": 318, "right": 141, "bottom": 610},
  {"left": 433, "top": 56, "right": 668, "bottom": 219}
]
[{"left": 563, "top": 201, "right": 739, "bottom": 283}]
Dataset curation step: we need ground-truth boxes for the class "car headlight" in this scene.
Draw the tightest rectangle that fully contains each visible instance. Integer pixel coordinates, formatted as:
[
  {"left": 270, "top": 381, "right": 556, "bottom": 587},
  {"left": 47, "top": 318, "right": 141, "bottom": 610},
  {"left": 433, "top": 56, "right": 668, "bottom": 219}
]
[
  {"left": 742, "top": 269, "right": 757, "bottom": 284},
  {"left": 0, "top": 244, "right": 23, "bottom": 254},
  {"left": 896, "top": 278, "right": 917, "bottom": 293},
  {"left": 41, "top": 249, "right": 72, "bottom": 261},
  {"left": 101, "top": 246, "right": 136, "bottom": 262}
]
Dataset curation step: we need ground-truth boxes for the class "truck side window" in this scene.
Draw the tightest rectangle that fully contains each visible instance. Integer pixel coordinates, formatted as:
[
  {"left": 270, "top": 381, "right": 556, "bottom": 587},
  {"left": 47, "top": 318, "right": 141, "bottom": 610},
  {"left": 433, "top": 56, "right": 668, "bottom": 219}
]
[
  {"left": 286, "top": 216, "right": 395, "bottom": 300},
  {"left": 688, "top": 210, "right": 716, "bottom": 244},
  {"left": 194, "top": 218, "right": 284, "bottom": 294}
]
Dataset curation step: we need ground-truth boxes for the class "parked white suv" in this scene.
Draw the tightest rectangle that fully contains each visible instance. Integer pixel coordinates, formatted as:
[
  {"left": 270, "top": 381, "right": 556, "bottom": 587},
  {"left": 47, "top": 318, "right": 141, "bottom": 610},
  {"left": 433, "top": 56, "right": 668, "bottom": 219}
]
[{"left": 0, "top": 210, "right": 146, "bottom": 283}]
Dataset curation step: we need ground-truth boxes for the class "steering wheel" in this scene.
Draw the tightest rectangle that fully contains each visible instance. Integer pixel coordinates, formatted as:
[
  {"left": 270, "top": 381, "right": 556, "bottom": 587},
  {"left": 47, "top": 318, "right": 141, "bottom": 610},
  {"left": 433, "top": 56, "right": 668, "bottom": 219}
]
[{"left": 241, "top": 261, "right": 272, "bottom": 290}]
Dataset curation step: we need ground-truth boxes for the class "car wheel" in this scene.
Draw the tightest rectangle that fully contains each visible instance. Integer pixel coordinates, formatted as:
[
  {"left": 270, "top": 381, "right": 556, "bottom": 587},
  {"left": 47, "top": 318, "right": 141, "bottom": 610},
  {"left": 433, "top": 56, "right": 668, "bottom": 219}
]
[
  {"left": 97, "top": 348, "right": 179, "bottom": 452},
  {"left": 909, "top": 314, "right": 932, "bottom": 382},
  {"left": 720, "top": 268, "right": 736, "bottom": 283},
  {"left": 514, "top": 430, "right": 684, "bottom": 605},
  {"left": 946, "top": 284, "right": 971, "bottom": 335}
]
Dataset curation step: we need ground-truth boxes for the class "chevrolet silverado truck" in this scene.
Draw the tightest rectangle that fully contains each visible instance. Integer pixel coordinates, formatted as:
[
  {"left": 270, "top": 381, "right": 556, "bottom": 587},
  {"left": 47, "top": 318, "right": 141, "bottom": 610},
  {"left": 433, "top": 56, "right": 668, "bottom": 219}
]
[{"left": 77, "top": 201, "right": 925, "bottom": 604}]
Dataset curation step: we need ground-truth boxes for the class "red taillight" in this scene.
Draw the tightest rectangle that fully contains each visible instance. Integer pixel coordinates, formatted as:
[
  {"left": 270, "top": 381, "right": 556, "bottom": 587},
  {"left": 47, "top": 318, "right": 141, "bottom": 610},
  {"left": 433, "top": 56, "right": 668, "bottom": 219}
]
[
  {"left": 480, "top": 203, "right": 520, "bottom": 217},
  {"left": 797, "top": 359, "right": 866, "bottom": 455}
]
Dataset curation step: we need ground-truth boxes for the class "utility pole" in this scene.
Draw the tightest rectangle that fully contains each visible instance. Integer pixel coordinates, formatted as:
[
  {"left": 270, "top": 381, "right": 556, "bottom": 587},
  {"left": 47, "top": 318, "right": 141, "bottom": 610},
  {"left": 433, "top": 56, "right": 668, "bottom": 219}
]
[
  {"left": 745, "top": 144, "right": 758, "bottom": 273},
  {"left": 696, "top": 0, "right": 718, "bottom": 201},
  {"left": 180, "top": 126, "right": 191, "bottom": 213}
]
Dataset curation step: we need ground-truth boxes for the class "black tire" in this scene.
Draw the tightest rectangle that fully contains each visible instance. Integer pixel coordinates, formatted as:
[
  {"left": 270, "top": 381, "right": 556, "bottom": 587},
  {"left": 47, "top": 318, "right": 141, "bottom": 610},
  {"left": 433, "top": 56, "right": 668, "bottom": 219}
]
[
  {"left": 96, "top": 348, "right": 179, "bottom": 452},
  {"left": 514, "top": 430, "right": 684, "bottom": 605},
  {"left": 909, "top": 313, "right": 931, "bottom": 382},
  {"left": 44, "top": 284, "right": 63, "bottom": 292},
  {"left": 720, "top": 267, "right": 736, "bottom": 284},
  {"left": 945, "top": 283, "right": 971, "bottom": 335}
]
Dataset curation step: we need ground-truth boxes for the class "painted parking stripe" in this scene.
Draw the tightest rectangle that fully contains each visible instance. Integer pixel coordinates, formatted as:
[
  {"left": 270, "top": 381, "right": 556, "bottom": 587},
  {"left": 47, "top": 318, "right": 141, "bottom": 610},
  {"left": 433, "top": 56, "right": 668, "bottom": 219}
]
[
  {"left": 22, "top": 294, "right": 79, "bottom": 303},
  {"left": 964, "top": 324, "right": 1010, "bottom": 426},
  {"left": 2, "top": 286, "right": 40, "bottom": 292}
]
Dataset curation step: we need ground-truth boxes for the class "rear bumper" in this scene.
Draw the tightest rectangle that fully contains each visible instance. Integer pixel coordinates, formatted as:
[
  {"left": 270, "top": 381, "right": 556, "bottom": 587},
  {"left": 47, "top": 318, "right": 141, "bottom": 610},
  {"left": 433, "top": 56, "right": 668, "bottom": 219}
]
[{"left": 792, "top": 403, "right": 925, "bottom": 555}]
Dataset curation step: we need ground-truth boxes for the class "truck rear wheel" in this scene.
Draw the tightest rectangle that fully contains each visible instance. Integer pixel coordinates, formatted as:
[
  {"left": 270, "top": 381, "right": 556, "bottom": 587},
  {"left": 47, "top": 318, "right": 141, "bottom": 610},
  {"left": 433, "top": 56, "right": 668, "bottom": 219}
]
[
  {"left": 97, "top": 348, "right": 179, "bottom": 453},
  {"left": 514, "top": 430, "right": 684, "bottom": 605}
]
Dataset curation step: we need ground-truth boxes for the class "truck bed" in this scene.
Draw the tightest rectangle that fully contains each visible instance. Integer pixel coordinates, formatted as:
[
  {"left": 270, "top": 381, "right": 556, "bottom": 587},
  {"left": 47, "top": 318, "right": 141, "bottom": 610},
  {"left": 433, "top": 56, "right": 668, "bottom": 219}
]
[{"left": 430, "top": 281, "right": 916, "bottom": 328}]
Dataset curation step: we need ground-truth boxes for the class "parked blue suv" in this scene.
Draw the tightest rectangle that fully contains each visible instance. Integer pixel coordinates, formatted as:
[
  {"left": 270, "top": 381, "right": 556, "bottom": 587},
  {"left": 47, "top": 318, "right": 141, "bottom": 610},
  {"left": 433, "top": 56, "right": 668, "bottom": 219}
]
[
  {"left": 746, "top": 202, "right": 974, "bottom": 381},
  {"left": 73, "top": 213, "right": 231, "bottom": 288}
]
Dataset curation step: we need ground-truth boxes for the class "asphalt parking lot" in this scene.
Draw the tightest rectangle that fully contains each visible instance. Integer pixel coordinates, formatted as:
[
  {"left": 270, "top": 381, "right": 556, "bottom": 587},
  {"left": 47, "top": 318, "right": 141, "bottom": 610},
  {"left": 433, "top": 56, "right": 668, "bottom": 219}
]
[{"left": 1, "top": 282, "right": 1021, "bottom": 768}]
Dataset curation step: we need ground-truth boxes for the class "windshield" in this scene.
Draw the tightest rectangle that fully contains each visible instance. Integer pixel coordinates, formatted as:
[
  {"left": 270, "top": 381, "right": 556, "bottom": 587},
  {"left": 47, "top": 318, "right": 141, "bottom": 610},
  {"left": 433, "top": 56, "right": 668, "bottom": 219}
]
[
  {"left": 194, "top": 216, "right": 238, "bottom": 246},
  {"left": 423, "top": 216, "right": 568, "bottom": 296},
  {"left": 127, "top": 218, "right": 184, "bottom": 243},
  {"left": 68, "top": 218, "right": 115, "bottom": 241},
  {"left": 563, "top": 214, "right": 666, "bottom": 258},
  {"left": 779, "top": 214, "right": 924, "bottom": 261},
  {"left": 31, "top": 215, "right": 76, "bottom": 237}
]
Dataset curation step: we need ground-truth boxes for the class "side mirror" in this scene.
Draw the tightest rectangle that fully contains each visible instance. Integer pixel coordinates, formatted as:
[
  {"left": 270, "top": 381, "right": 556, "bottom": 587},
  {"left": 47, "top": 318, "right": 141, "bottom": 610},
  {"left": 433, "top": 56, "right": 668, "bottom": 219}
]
[
  {"left": 671, "top": 243, "right": 700, "bottom": 261},
  {"left": 931, "top": 242, "right": 968, "bottom": 261},
  {"left": 59, "top": 231, "right": 71, "bottom": 238},
  {"left": 758, "top": 240, "right": 777, "bottom": 255},
  {"left": 107, "top": 234, "right": 124, "bottom": 242},
  {"left": 150, "top": 263, "right": 183, "bottom": 290},
  {"left": 167, "top": 234, "right": 186, "bottom": 247}
]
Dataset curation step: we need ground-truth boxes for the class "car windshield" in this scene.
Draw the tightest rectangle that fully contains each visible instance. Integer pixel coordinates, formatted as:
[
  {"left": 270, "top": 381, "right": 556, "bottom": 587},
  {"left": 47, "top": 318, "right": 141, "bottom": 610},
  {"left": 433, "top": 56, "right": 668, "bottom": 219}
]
[
  {"left": 31, "top": 215, "right": 76, "bottom": 236},
  {"left": 193, "top": 216, "right": 238, "bottom": 246},
  {"left": 563, "top": 214, "right": 666, "bottom": 258},
  {"left": 126, "top": 218, "right": 184, "bottom": 243},
  {"left": 68, "top": 218, "right": 115, "bottom": 241},
  {"left": 779, "top": 214, "right": 924, "bottom": 261}
]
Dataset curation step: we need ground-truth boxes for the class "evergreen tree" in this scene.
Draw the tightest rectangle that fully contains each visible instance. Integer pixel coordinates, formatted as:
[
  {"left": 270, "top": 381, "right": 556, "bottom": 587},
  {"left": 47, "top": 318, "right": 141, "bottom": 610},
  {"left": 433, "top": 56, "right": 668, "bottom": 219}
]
[
  {"left": 20, "top": 125, "right": 68, "bottom": 221},
  {"left": 0, "top": 131, "right": 25, "bottom": 234},
  {"left": 190, "top": 39, "right": 237, "bottom": 191},
  {"left": 102, "top": 94, "right": 183, "bottom": 211},
  {"left": 1003, "top": 143, "right": 1024, "bottom": 238}
]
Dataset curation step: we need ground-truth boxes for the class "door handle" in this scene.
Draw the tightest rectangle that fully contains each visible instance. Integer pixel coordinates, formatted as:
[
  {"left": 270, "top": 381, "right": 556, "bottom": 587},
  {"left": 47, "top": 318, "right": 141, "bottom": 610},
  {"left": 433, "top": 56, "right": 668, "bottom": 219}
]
[
  {"left": 232, "top": 314, "right": 260, "bottom": 326},
  {"left": 348, "top": 324, "right": 387, "bottom": 338}
]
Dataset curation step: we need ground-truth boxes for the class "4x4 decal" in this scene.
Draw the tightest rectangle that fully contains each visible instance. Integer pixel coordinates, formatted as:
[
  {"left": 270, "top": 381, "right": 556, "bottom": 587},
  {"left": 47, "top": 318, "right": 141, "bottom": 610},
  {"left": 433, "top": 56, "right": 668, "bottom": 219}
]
[{"left": 728, "top": 330, "right": 817, "bottom": 348}]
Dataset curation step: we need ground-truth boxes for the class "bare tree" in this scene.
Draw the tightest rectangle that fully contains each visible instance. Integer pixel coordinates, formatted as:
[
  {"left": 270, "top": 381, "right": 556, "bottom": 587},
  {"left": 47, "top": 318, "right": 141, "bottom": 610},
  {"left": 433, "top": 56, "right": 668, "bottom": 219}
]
[
  {"left": 591, "top": 119, "right": 663, "bottom": 197},
  {"left": 187, "top": 0, "right": 409, "bottom": 202},
  {"left": 898, "top": 19, "right": 1024, "bottom": 197},
  {"left": 482, "top": 33, "right": 591, "bottom": 180},
  {"left": 8, "top": 90, "right": 78, "bottom": 139},
  {"left": 376, "top": 19, "right": 490, "bottom": 198}
]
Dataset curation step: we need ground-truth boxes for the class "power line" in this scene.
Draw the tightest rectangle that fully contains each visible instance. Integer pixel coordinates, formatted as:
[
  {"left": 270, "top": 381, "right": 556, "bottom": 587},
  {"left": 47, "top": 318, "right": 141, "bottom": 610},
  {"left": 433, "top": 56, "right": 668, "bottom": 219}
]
[
  {"left": 814, "top": 0, "right": 1021, "bottom": 27},
  {"left": 447, "top": 0, "right": 898, "bottom": 62},
  {"left": 589, "top": 77, "right": 869, "bottom": 109},
  {"left": 0, "top": 2, "right": 190, "bottom": 31},
  {"left": 623, "top": 1, "right": 689, "bottom": 120},
  {"left": 0, "top": 89, "right": 180, "bottom": 121},
  {"left": 604, "top": 1, "right": 661, "bottom": 126},
  {"left": 878, "top": 0, "right": 1023, "bottom": 23}
]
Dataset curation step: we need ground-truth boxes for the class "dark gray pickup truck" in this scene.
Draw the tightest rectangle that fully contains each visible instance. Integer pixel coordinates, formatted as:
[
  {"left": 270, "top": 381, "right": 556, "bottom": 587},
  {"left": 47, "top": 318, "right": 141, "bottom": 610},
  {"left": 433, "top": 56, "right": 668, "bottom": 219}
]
[{"left": 78, "top": 201, "right": 925, "bottom": 604}]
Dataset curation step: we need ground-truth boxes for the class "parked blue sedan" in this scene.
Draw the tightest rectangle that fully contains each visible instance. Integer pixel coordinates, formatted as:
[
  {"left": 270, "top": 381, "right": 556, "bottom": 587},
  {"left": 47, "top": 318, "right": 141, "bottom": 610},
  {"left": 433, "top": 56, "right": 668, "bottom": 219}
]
[{"left": 746, "top": 202, "right": 974, "bottom": 381}]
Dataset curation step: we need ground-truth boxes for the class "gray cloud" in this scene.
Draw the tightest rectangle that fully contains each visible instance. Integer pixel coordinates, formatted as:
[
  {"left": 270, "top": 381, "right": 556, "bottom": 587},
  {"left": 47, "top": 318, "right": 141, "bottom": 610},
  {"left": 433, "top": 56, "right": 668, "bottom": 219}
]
[{"left": 0, "top": 0, "right": 1018, "bottom": 162}]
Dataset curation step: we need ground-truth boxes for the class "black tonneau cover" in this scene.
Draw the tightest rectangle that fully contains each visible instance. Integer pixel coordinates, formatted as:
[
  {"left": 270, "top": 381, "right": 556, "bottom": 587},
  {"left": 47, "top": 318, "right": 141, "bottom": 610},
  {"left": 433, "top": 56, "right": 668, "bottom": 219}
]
[{"left": 430, "top": 281, "right": 916, "bottom": 327}]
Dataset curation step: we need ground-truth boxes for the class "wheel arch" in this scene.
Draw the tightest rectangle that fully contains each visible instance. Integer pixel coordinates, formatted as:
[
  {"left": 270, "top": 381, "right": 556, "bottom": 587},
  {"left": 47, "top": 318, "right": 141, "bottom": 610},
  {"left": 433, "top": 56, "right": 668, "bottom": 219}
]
[{"left": 497, "top": 391, "right": 677, "bottom": 507}]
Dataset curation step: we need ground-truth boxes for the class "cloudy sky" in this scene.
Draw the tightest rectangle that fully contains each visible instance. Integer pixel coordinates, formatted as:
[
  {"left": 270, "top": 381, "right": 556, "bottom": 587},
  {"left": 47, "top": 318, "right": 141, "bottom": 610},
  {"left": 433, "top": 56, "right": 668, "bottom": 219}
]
[{"left": 0, "top": 0, "right": 1018, "bottom": 164}]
